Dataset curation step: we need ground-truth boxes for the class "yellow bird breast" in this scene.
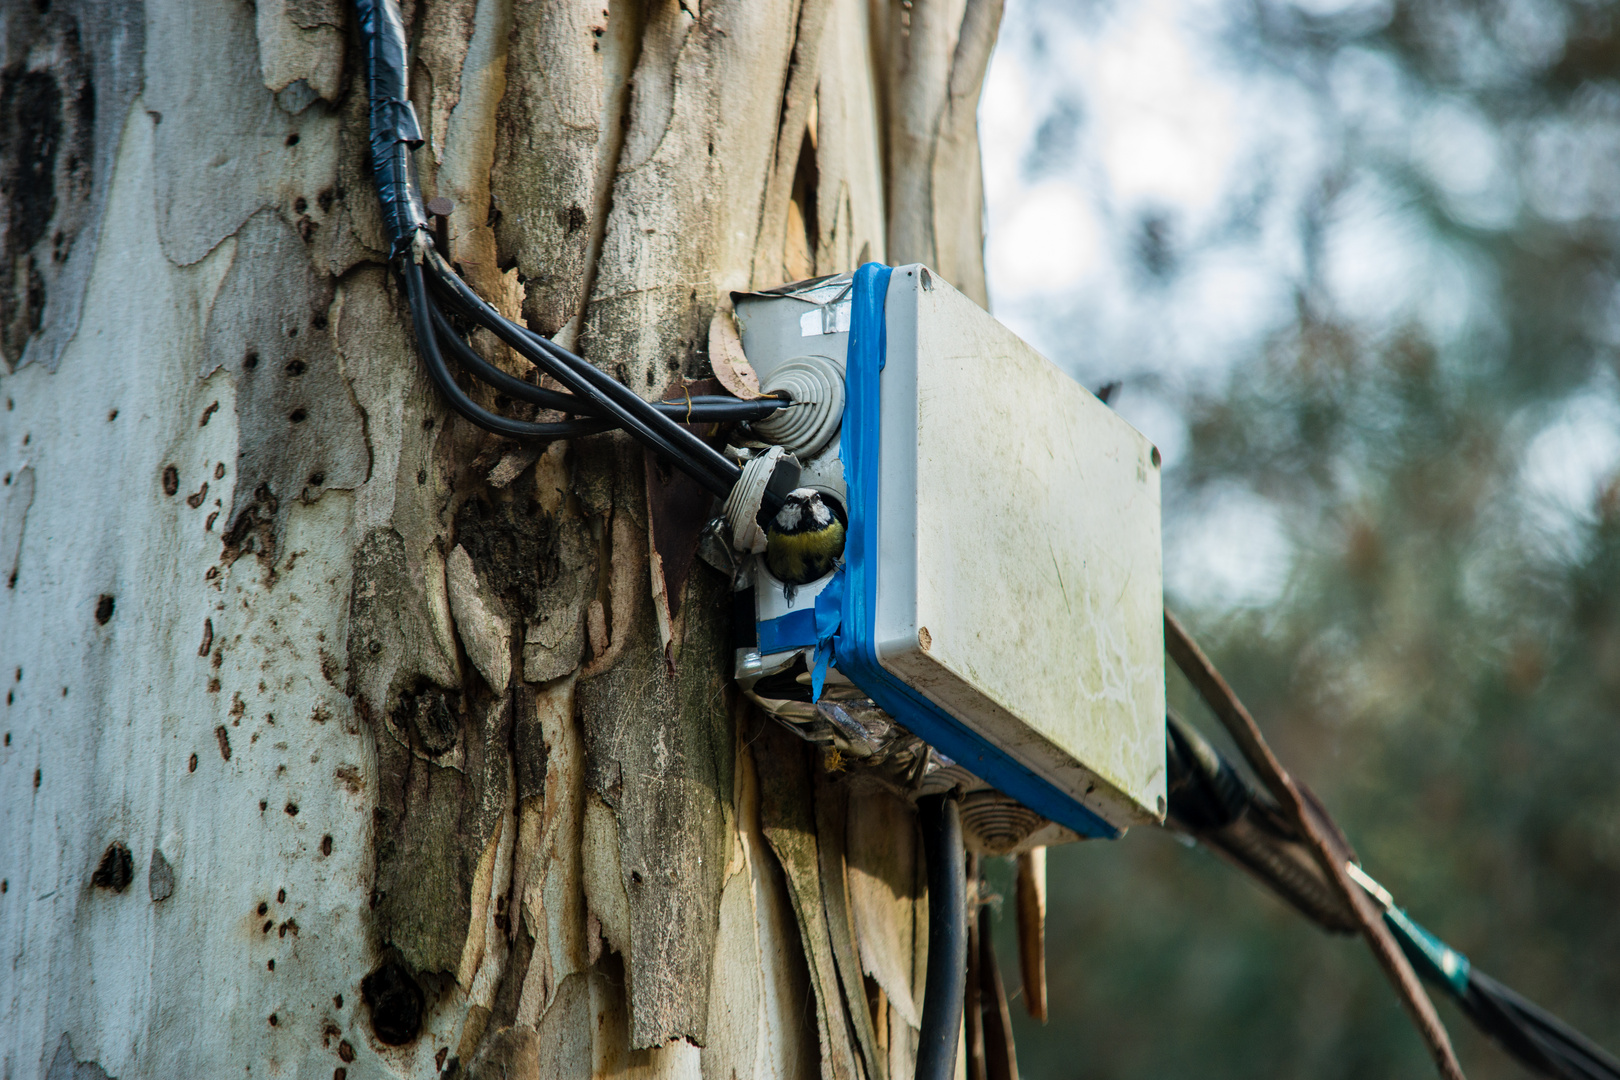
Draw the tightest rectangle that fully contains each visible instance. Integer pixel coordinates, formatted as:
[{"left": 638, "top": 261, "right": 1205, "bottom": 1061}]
[{"left": 765, "top": 518, "right": 845, "bottom": 586}]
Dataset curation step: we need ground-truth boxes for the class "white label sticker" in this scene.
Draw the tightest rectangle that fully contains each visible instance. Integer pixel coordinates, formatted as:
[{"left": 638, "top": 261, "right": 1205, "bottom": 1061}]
[{"left": 799, "top": 302, "right": 852, "bottom": 336}]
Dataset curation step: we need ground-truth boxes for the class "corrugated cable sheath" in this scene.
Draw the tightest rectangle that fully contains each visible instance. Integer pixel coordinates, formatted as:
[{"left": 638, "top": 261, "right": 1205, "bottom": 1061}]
[
  {"left": 917, "top": 795, "right": 967, "bottom": 1080},
  {"left": 354, "top": 0, "right": 428, "bottom": 258},
  {"left": 1164, "top": 713, "right": 1359, "bottom": 934}
]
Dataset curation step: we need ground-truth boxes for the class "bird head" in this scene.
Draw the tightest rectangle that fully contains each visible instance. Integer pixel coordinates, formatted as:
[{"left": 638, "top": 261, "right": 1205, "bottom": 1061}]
[
  {"left": 772, "top": 488, "right": 838, "bottom": 534},
  {"left": 765, "top": 488, "right": 846, "bottom": 589}
]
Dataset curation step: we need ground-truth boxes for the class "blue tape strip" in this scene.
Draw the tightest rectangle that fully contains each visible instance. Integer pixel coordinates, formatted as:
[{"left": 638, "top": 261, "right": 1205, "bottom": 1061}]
[
  {"left": 831, "top": 263, "right": 1121, "bottom": 839},
  {"left": 757, "top": 608, "right": 817, "bottom": 655},
  {"left": 811, "top": 571, "right": 844, "bottom": 701},
  {"left": 754, "top": 581, "right": 846, "bottom": 702}
]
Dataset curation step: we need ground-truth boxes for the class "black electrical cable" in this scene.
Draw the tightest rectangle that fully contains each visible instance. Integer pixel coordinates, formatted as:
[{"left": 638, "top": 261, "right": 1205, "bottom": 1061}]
[
  {"left": 428, "top": 300, "right": 600, "bottom": 416},
  {"left": 420, "top": 252, "right": 749, "bottom": 499},
  {"left": 431, "top": 307, "right": 793, "bottom": 426},
  {"left": 1459, "top": 969, "right": 1620, "bottom": 1080},
  {"left": 917, "top": 794, "right": 967, "bottom": 1080},
  {"left": 404, "top": 260, "right": 615, "bottom": 440},
  {"left": 1164, "top": 717, "right": 1620, "bottom": 1080},
  {"left": 355, "top": 0, "right": 789, "bottom": 506},
  {"left": 428, "top": 298, "right": 782, "bottom": 425}
]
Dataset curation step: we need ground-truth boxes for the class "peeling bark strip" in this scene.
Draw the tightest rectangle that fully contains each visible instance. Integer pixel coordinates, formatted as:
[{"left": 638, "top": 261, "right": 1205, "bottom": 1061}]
[
  {"left": 581, "top": 0, "right": 813, "bottom": 384},
  {"left": 492, "top": 0, "right": 642, "bottom": 337},
  {"left": 509, "top": 677, "right": 588, "bottom": 1027},
  {"left": 699, "top": 701, "right": 824, "bottom": 1078},
  {"left": 753, "top": 717, "right": 864, "bottom": 1080},
  {"left": 815, "top": 770, "right": 888, "bottom": 1080},
  {"left": 874, "top": 0, "right": 1002, "bottom": 305},
  {"left": 256, "top": 0, "right": 347, "bottom": 108},
  {"left": 577, "top": 451, "right": 733, "bottom": 1048},
  {"left": 846, "top": 786, "right": 925, "bottom": 1034},
  {"left": 207, "top": 210, "right": 369, "bottom": 564},
  {"left": 752, "top": 0, "right": 837, "bottom": 288},
  {"left": 1015, "top": 847, "right": 1047, "bottom": 1022},
  {"left": 372, "top": 691, "right": 512, "bottom": 976}
]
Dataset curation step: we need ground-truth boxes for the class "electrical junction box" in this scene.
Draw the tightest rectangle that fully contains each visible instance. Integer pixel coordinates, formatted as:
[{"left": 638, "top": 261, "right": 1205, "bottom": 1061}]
[{"left": 732, "top": 264, "right": 1166, "bottom": 838}]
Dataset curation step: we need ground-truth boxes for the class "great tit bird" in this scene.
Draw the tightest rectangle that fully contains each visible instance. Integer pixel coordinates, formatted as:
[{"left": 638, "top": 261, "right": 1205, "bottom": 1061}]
[{"left": 765, "top": 488, "right": 845, "bottom": 587}]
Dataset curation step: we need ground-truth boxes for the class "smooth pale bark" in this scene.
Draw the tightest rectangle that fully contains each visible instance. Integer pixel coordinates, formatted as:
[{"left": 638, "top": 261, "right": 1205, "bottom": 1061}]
[{"left": 0, "top": 1, "right": 999, "bottom": 1077}]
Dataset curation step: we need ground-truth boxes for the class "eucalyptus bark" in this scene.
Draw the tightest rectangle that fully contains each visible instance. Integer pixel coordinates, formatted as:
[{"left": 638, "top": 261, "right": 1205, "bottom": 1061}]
[{"left": 0, "top": 1, "right": 1001, "bottom": 1077}]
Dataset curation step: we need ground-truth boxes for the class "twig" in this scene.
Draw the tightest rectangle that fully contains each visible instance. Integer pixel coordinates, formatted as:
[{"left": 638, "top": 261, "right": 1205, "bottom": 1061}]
[
  {"left": 1164, "top": 609, "right": 1466, "bottom": 1080},
  {"left": 1015, "top": 848, "right": 1048, "bottom": 1023}
]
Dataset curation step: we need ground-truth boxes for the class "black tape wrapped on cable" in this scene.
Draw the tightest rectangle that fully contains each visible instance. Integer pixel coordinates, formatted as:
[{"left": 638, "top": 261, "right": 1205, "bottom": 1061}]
[
  {"left": 1165, "top": 712, "right": 1359, "bottom": 933},
  {"left": 354, "top": 0, "right": 428, "bottom": 258}
]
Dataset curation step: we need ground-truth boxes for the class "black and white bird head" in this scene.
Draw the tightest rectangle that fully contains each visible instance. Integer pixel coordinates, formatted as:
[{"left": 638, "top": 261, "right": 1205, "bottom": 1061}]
[
  {"left": 765, "top": 488, "right": 846, "bottom": 590},
  {"left": 773, "top": 489, "right": 837, "bottom": 533}
]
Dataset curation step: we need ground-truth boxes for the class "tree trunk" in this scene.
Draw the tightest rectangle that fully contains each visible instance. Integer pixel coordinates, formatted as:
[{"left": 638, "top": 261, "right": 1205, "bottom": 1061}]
[{"left": 0, "top": 0, "right": 1001, "bottom": 1077}]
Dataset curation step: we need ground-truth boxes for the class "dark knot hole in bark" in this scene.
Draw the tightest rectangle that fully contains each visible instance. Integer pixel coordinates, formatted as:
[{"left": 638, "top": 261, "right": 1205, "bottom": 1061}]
[
  {"left": 91, "top": 842, "right": 133, "bottom": 892},
  {"left": 361, "top": 961, "right": 424, "bottom": 1045}
]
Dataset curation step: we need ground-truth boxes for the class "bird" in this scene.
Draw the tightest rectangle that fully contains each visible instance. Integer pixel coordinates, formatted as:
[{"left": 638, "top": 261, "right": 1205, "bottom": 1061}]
[{"left": 765, "top": 488, "right": 846, "bottom": 588}]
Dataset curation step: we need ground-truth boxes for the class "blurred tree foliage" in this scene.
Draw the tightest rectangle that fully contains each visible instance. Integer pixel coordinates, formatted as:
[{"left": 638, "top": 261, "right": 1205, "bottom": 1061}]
[{"left": 989, "top": 1, "right": 1620, "bottom": 1078}]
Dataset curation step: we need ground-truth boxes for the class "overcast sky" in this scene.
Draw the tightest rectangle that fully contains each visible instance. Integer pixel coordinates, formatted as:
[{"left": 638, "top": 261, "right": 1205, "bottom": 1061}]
[{"left": 979, "top": 0, "right": 1620, "bottom": 608}]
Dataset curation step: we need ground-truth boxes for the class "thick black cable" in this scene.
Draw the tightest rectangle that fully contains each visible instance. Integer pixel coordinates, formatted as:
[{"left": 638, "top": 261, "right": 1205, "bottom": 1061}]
[
  {"left": 404, "top": 261, "right": 614, "bottom": 440},
  {"left": 655, "top": 396, "right": 796, "bottom": 423},
  {"left": 422, "top": 252, "right": 747, "bottom": 500},
  {"left": 1164, "top": 718, "right": 1620, "bottom": 1080},
  {"left": 422, "top": 259, "right": 641, "bottom": 422},
  {"left": 356, "top": 0, "right": 786, "bottom": 502},
  {"left": 354, "top": 0, "right": 428, "bottom": 258},
  {"left": 1460, "top": 970, "right": 1620, "bottom": 1080},
  {"left": 917, "top": 794, "right": 967, "bottom": 1080},
  {"left": 429, "top": 301, "right": 594, "bottom": 414},
  {"left": 432, "top": 301, "right": 789, "bottom": 423},
  {"left": 422, "top": 253, "right": 742, "bottom": 491},
  {"left": 426, "top": 259, "right": 736, "bottom": 496}
]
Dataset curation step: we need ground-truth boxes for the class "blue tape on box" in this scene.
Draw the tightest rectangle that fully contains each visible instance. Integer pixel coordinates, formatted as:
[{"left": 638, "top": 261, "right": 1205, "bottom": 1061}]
[{"left": 757, "top": 608, "right": 817, "bottom": 655}]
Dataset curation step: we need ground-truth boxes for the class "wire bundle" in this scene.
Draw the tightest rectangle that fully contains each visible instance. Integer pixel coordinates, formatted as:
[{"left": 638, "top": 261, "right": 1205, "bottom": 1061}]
[
  {"left": 1459, "top": 969, "right": 1620, "bottom": 1080},
  {"left": 1165, "top": 716, "right": 1620, "bottom": 1080},
  {"left": 354, "top": 0, "right": 789, "bottom": 503}
]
